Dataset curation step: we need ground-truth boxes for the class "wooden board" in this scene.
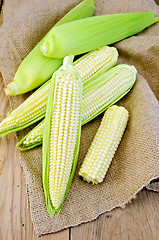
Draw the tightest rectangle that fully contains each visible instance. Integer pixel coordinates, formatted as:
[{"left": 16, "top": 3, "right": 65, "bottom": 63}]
[{"left": 0, "top": 78, "right": 159, "bottom": 240}]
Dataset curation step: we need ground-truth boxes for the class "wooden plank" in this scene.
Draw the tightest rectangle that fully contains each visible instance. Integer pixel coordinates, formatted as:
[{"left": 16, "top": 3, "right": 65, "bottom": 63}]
[
  {"left": 71, "top": 190, "right": 159, "bottom": 240},
  {"left": 0, "top": 0, "right": 3, "bottom": 26},
  {"left": 0, "top": 79, "right": 69, "bottom": 240}
]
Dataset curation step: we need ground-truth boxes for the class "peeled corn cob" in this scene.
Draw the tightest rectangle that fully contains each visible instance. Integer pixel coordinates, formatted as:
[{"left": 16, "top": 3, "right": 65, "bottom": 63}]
[
  {"left": 0, "top": 46, "right": 118, "bottom": 138},
  {"left": 4, "top": 0, "right": 96, "bottom": 96},
  {"left": 41, "top": 12, "right": 159, "bottom": 58},
  {"left": 82, "top": 64, "right": 136, "bottom": 125},
  {"left": 0, "top": 82, "right": 49, "bottom": 137},
  {"left": 74, "top": 46, "right": 118, "bottom": 84},
  {"left": 17, "top": 64, "right": 137, "bottom": 150},
  {"left": 17, "top": 119, "right": 45, "bottom": 150},
  {"left": 79, "top": 105, "right": 129, "bottom": 184},
  {"left": 43, "top": 55, "right": 82, "bottom": 215}
]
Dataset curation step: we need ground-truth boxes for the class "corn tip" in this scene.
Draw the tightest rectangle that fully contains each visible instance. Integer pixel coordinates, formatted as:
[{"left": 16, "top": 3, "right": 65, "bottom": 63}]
[
  {"left": 4, "top": 82, "right": 18, "bottom": 96},
  {"left": 4, "top": 86, "right": 11, "bottom": 96}
]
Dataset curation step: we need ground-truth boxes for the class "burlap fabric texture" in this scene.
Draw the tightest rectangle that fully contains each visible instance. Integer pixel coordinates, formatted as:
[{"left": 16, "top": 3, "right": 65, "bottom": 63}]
[{"left": 0, "top": 0, "right": 159, "bottom": 236}]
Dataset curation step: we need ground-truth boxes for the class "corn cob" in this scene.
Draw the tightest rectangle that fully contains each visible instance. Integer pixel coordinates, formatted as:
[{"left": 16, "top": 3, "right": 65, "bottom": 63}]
[
  {"left": 43, "top": 55, "right": 82, "bottom": 215},
  {"left": 82, "top": 64, "right": 136, "bottom": 125},
  {"left": 17, "top": 64, "right": 136, "bottom": 150},
  {"left": 4, "top": 0, "right": 96, "bottom": 96},
  {"left": 79, "top": 105, "right": 129, "bottom": 184},
  {"left": 17, "top": 119, "right": 45, "bottom": 150},
  {"left": 41, "top": 12, "right": 159, "bottom": 58},
  {"left": 74, "top": 46, "right": 118, "bottom": 84},
  {"left": 0, "top": 46, "right": 118, "bottom": 138}
]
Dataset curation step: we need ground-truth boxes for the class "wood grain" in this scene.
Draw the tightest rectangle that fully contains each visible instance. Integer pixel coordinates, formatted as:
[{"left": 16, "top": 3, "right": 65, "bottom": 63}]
[
  {"left": 0, "top": 81, "right": 159, "bottom": 240},
  {"left": 71, "top": 190, "right": 159, "bottom": 240},
  {"left": 0, "top": 0, "right": 3, "bottom": 26}
]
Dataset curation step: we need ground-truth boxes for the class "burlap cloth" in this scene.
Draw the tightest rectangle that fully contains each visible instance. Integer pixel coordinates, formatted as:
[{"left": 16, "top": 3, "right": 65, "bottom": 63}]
[{"left": 0, "top": 0, "right": 159, "bottom": 236}]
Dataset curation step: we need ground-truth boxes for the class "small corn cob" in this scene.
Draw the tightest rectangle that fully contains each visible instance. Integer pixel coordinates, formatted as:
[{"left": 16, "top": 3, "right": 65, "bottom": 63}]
[
  {"left": 0, "top": 46, "right": 118, "bottom": 138},
  {"left": 79, "top": 105, "right": 129, "bottom": 184},
  {"left": 43, "top": 55, "right": 82, "bottom": 215},
  {"left": 17, "top": 64, "right": 136, "bottom": 150},
  {"left": 4, "top": 0, "right": 96, "bottom": 95},
  {"left": 41, "top": 12, "right": 159, "bottom": 58}
]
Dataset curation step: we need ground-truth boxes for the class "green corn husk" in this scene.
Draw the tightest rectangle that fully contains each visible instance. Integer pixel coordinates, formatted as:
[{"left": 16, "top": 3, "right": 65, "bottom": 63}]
[
  {"left": 0, "top": 46, "right": 118, "bottom": 138},
  {"left": 17, "top": 64, "right": 137, "bottom": 150},
  {"left": 4, "top": 0, "right": 96, "bottom": 96},
  {"left": 41, "top": 12, "right": 159, "bottom": 58},
  {"left": 43, "top": 55, "right": 83, "bottom": 215}
]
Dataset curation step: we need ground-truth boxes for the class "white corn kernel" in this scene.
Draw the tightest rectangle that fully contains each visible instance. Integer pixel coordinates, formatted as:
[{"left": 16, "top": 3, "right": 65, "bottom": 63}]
[
  {"left": 82, "top": 68, "right": 133, "bottom": 122},
  {"left": 49, "top": 72, "right": 81, "bottom": 209},
  {"left": 21, "top": 66, "right": 136, "bottom": 147},
  {"left": 0, "top": 46, "right": 117, "bottom": 137},
  {"left": 79, "top": 105, "right": 128, "bottom": 184},
  {"left": 74, "top": 46, "right": 117, "bottom": 83}
]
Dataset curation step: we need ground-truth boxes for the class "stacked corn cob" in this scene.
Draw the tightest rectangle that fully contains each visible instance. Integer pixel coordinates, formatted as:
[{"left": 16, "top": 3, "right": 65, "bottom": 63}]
[
  {"left": 0, "top": 46, "right": 136, "bottom": 214},
  {"left": 0, "top": 46, "right": 136, "bottom": 215},
  {"left": 0, "top": 46, "right": 118, "bottom": 137},
  {"left": 2, "top": 0, "right": 158, "bottom": 217},
  {"left": 17, "top": 64, "right": 136, "bottom": 150},
  {"left": 43, "top": 57, "right": 131, "bottom": 214}
]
